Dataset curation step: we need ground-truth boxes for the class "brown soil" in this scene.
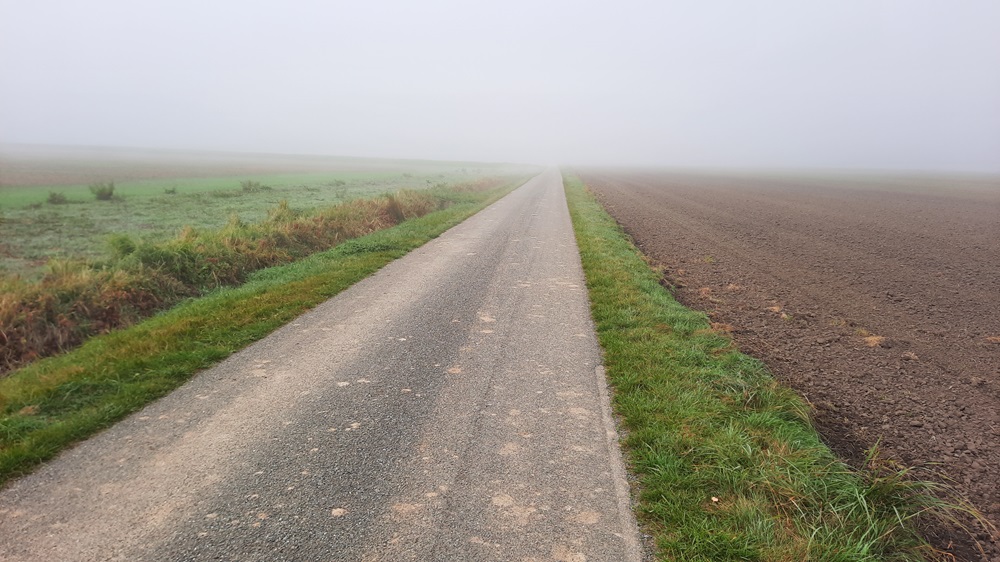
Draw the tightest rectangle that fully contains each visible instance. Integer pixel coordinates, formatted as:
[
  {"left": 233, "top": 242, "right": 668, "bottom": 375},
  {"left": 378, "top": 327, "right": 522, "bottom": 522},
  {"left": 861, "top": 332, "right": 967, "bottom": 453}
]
[{"left": 582, "top": 170, "right": 1000, "bottom": 561}]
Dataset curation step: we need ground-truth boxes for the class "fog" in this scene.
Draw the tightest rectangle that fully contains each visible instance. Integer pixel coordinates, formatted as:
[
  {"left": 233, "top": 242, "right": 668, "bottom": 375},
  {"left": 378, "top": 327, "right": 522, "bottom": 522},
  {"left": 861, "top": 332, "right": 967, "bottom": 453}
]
[{"left": 1, "top": 0, "right": 998, "bottom": 172}]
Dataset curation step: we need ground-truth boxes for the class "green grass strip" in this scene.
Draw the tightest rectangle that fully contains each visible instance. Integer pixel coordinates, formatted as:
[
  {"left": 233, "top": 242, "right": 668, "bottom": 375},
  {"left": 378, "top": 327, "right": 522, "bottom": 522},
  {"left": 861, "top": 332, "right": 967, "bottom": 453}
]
[
  {"left": 0, "top": 181, "right": 521, "bottom": 485},
  {"left": 565, "top": 175, "right": 944, "bottom": 561}
]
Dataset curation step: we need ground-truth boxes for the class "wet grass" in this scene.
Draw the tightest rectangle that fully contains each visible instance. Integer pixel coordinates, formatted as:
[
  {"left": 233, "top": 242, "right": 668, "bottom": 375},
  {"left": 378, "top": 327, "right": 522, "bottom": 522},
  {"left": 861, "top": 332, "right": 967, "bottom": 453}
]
[
  {"left": 0, "top": 178, "right": 523, "bottom": 486},
  {"left": 564, "top": 175, "right": 982, "bottom": 561},
  {"left": 0, "top": 170, "right": 489, "bottom": 278}
]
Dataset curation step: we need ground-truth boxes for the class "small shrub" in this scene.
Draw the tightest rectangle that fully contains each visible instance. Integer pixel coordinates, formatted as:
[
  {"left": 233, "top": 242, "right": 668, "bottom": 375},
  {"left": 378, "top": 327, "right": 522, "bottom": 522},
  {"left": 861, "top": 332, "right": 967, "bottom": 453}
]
[
  {"left": 240, "top": 180, "right": 271, "bottom": 193},
  {"left": 89, "top": 181, "right": 115, "bottom": 201},
  {"left": 47, "top": 192, "right": 68, "bottom": 205}
]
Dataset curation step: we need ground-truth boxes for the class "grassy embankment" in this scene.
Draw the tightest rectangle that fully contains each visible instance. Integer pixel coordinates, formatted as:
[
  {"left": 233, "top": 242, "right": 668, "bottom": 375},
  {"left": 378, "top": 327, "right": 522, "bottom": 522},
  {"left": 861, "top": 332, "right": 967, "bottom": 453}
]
[
  {"left": 565, "top": 175, "right": 975, "bottom": 561},
  {"left": 0, "top": 177, "right": 523, "bottom": 485},
  {"left": 0, "top": 175, "right": 521, "bottom": 373}
]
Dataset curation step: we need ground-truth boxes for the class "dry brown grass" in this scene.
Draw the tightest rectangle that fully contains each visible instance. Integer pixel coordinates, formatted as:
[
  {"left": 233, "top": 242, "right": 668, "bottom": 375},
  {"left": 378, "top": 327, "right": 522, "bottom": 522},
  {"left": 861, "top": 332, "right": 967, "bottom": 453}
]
[
  {"left": 863, "top": 335, "right": 886, "bottom": 347},
  {"left": 710, "top": 322, "right": 735, "bottom": 333},
  {"left": 855, "top": 328, "right": 886, "bottom": 347}
]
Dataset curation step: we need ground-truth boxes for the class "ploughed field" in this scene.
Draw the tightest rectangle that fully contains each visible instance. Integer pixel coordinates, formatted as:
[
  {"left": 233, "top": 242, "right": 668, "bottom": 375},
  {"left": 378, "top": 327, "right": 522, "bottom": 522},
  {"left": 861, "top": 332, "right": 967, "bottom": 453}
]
[{"left": 583, "top": 170, "right": 1000, "bottom": 556}]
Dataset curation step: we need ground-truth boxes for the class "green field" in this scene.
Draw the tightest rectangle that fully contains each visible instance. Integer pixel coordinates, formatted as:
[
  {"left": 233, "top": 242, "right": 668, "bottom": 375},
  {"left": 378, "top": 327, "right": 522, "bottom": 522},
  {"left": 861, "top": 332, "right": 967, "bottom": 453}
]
[
  {"left": 0, "top": 168, "right": 515, "bottom": 278},
  {"left": 0, "top": 147, "right": 535, "bottom": 376}
]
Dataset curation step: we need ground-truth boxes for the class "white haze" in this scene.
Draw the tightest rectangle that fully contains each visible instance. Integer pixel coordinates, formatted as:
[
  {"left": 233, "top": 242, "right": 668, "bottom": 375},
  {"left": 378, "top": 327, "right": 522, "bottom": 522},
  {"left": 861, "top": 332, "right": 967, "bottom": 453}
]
[{"left": 1, "top": 0, "right": 998, "bottom": 172}]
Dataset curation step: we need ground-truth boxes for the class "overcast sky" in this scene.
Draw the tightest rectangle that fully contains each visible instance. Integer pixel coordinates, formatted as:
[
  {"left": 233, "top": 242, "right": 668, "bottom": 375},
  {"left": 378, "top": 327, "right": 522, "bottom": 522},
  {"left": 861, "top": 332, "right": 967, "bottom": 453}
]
[{"left": 1, "top": 0, "right": 998, "bottom": 171}]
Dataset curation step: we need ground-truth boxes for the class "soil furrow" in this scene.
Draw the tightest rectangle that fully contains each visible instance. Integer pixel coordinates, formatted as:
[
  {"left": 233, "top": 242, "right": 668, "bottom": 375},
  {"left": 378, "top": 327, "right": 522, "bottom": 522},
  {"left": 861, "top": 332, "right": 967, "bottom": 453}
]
[{"left": 583, "top": 170, "right": 1000, "bottom": 561}]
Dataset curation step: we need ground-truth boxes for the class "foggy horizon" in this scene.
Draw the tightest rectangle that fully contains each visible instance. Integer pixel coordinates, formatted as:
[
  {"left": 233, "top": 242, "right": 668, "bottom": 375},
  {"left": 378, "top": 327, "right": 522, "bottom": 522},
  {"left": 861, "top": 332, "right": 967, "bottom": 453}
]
[{"left": 2, "top": 1, "right": 999, "bottom": 173}]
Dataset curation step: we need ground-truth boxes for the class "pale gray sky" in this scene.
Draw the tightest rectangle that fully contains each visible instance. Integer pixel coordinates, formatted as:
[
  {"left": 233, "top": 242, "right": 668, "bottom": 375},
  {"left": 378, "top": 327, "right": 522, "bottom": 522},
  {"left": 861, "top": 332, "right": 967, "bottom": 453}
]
[{"left": 2, "top": 0, "right": 998, "bottom": 171}]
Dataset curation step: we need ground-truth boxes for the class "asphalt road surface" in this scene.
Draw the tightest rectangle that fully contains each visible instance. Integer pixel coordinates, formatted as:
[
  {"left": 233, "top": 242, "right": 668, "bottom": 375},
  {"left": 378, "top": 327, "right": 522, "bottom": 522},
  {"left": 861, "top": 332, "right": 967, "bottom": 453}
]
[{"left": 0, "top": 170, "right": 644, "bottom": 562}]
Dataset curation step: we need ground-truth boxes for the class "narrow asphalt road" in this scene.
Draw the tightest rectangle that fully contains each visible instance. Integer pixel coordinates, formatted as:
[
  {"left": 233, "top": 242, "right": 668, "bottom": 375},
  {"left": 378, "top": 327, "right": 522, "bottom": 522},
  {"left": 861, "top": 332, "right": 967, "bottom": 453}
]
[{"left": 0, "top": 169, "right": 644, "bottom": 562}]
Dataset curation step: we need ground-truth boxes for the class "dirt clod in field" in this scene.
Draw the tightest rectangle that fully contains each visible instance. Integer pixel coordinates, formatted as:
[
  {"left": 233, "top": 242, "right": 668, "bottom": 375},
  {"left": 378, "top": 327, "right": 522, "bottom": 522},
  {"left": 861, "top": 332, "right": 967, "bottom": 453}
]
[{"left": 584, "top": 171, "right": 1000, "bottom": 561}]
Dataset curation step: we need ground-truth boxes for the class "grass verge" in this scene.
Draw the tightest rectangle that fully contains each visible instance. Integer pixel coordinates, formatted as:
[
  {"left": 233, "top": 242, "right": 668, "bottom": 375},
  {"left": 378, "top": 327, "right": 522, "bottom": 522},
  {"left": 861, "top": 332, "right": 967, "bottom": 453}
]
[
  {"left": 0, "top": 179, "right": 514, "bottom": 374},
  {"left": 0, "top": 179, "right": 522, "bottom": 486},
  {"left": 564, "top": 175, "right": 980, "bottom": 561}
]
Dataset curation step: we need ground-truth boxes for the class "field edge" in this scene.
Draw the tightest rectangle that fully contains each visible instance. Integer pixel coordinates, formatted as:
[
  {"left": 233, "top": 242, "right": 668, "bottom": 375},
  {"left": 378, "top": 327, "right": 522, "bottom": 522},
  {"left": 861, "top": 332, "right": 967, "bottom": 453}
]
[{"left": 563, "top": 173, "right": 963, "bottom": 561}]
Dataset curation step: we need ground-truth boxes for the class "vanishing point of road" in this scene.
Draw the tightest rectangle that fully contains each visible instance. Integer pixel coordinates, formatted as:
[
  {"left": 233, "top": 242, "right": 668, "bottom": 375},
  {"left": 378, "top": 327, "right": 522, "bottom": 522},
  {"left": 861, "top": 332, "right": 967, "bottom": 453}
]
[{"left": 0, "top": 170, "right": 644, "bottom": 562}]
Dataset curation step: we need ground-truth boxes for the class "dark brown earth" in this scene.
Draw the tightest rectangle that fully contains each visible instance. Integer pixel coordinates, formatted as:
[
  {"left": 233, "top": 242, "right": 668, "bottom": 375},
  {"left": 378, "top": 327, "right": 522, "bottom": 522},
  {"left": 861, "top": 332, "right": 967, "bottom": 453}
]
[{"left": 582, "top": 170, "right": 1000, "bottom": 561}]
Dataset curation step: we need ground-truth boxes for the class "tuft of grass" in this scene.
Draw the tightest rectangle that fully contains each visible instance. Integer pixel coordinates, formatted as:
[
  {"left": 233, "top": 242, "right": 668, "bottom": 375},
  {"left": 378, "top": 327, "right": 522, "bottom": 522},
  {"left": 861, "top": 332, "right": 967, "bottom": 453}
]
[
  {"left": 564, "top": 175, "right": 987, "bottom": 561},
  {"left": 88, "top": 181, "right": 115, "bottom": 201},
  {"left": 0, "top": 177, "right": 522, "bottom": 485},
  {"left": 864, "top": 335, "right": 886, "bottom": 347},
  {"left": 46, "top": 191, "right": 68, "bottom": 205},
  {"left": 240, "top": 179, "right": 271, "bottom": 193}
]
